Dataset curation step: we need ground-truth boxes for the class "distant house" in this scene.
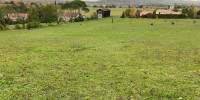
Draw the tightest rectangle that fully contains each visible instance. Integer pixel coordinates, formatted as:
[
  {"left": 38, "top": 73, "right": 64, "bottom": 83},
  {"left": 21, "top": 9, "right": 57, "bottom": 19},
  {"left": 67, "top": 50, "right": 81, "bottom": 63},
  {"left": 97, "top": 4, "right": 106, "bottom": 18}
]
[
  {"left": 168, "top": 5, "right": 175, "bottom": 10},
  {"left": 4, "top": 13, "right": 28, "bottom": 21},
  {"left": 156, "top": 9, "right": 182, "bottom": 15},
  {"left": 138, "top": 11, "right": 152, "bottom": 18},
  {"left": 97, "top": 8, "right": 110, "bottom": 18},
  {"left": 58, "top": 12, "right": 84, "bottom": 22}
]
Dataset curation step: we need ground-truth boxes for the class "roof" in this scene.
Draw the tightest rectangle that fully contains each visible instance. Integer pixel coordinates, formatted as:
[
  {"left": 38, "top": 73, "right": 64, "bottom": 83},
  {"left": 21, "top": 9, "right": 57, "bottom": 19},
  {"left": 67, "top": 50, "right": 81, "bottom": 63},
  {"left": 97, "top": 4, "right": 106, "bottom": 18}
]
[
  {"left": 137, "top": 11, "right": 152, "bottom": 16},
  {"left": 140, "top": 11, "right": 151, "bottom": 15},
  {"left": 59, "top": 12, "right": 79, "bottom": 17},
  {"left": 156, "top": 9, "right": 182, "bottom": 15},
  {"left": 4, "top": 13, "right": 28, "bottom": 21},
  {"left": 97, "top": 8, "right": 110, "bottom": 11}
]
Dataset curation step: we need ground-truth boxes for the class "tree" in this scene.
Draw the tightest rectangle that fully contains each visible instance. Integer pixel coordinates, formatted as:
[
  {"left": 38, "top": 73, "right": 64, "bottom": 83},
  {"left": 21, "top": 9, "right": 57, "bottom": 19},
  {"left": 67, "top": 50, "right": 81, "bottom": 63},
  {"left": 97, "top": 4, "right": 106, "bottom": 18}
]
[
  {"left": 71, "top": 0, "right": 87, "bottom": 14},
  {"left": 62, "top": 0, "right": 88, "bottom": 14},
  {"left": 173, "top": 4, "right": 178, "bottom": 12},
  {"left": 0, "top": 8, "right": 6, "bottom": 27},
  {"left": 40, "top": 5, "right": 57, "bottom": 25},
  {"left": 93, "top": 5, "right": 97, "bottom": 8},
  {"left": 197, "top": 10, "right": 200, "bottom": 16},
  {"left": 124, "top": 9, "right": 136, "bottom": 18},
  {"left": 125, "top": 9, "right": 131, "bottom": 17},
  {"left": 10, "top": 1, "right": 15, "bottom": 5},
  {"left": 182, "top": 5, "right": 196, "bottom": 18},
  {"left": 120, "top": 11, "right": 125, "bottom": 18},
  {"left": 27, "top": 8, "right": 39, "bottom": 22},
  {"left": 82, "top": 7, "right": 89, "bottom": 13},
  {"left": 188, "top": 4, "right": 196, "bottom": 18},
  {"left": 17, "top": 2, "right": 28, "bottom": 13},
  {"left": 182, "top": 8, "right": 189, "bottom": 14},
  {"left": 152, "top": 10, "right": 157, "bottom": 18},
  {"left": 130, "top": 9, "right": 136, "bottom": 18},
  {"left": 62, "top": 1, "right": 77, "bottom": 12},
  {"left": 61, "top": 0, "right": 88, "bottom": 22},
  {"left": 139, "top": 5, "right": 143, "bottom": 8}
]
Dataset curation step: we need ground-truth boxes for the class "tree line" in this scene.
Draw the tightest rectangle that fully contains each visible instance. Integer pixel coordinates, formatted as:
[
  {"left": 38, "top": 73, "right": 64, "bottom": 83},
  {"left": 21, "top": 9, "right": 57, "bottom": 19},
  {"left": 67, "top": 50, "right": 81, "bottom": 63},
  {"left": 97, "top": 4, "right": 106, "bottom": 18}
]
[{"left": 120, "top": 4, "right": 200, "bottom": 19}]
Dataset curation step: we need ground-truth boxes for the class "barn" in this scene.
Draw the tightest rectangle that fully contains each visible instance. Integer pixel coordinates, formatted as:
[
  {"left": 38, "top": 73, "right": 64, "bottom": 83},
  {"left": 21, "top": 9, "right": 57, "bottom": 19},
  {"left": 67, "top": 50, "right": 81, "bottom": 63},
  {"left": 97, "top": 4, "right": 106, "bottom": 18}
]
[{"left": 97, "top": 8, "right": 110, "bottom": 18}]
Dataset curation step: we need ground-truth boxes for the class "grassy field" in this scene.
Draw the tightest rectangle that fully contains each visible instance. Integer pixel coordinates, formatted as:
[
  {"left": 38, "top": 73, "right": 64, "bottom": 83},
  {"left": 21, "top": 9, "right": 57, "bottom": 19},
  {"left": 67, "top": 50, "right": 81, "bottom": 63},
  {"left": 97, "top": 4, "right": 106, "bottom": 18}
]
[
  {"left": 0, "top": 18, "right": 200, "bottom": 99},
  {"left": 82, "top": 7, "right": 155, "bottom": 17}
]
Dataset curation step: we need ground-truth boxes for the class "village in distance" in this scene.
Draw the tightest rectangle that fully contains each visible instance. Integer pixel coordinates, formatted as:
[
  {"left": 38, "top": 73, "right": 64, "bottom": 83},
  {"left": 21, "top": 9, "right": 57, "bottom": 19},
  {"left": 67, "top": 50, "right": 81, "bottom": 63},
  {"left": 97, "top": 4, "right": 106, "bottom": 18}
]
[{"left": 0, "top": 0, "right": 200, "bottom": 100}]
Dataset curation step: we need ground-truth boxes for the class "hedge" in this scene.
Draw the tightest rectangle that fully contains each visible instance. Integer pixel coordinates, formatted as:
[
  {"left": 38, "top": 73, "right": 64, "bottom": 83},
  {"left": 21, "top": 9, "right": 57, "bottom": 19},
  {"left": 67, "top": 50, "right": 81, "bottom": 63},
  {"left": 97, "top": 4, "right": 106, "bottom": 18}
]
[{"left": 157, "top": 14, "right": 187, "bottom": 19}]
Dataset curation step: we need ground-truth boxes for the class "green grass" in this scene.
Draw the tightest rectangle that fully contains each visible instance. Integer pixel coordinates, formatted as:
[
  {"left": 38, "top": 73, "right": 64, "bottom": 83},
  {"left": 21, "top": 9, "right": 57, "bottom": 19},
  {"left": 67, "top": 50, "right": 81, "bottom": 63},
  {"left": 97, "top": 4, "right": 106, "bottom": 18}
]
[{"left": 0, "top": 18, "right": 200, "bottom": 99}]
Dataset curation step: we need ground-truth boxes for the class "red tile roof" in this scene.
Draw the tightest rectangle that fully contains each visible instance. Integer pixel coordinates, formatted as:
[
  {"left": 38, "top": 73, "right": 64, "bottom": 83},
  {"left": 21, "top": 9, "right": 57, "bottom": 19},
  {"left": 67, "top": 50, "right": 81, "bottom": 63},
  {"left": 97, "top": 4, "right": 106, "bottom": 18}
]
[
  {"left": 156, "top": 9, "right": 182, "bottom": 15},
  {"left": 4, "top": 13, "right": 28, "bottom": 21},
  {"left": 101, "top": 8, "right": 110, "bottom": 11}
]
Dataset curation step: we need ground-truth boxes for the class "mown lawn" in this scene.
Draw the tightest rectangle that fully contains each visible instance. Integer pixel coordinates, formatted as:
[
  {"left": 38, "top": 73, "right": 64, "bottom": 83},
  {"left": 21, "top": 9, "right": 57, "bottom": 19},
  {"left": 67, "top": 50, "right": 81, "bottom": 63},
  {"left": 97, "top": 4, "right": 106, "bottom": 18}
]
[{"left": 0, "top": 18, "right": 200, "bottom": 99}]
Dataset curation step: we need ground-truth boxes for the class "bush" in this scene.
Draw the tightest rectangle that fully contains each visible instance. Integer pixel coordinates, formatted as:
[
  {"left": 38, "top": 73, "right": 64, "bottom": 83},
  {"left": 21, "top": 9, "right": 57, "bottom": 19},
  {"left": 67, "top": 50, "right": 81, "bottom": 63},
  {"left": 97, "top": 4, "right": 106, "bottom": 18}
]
[
  {"left": 74, "top": 16, "right": 84, "bottom": 22},
  {"left": 0, "top": 24, "right": 4, "bottom": 30},
  {"left": 90, "top": 12, "right": 98, "bottom": 20},
  {"left": 15, "top": 24, "right": 21, "bottom": 29},
  {"left": 27, "top": 22, "right": 40, "bottom": 29}
]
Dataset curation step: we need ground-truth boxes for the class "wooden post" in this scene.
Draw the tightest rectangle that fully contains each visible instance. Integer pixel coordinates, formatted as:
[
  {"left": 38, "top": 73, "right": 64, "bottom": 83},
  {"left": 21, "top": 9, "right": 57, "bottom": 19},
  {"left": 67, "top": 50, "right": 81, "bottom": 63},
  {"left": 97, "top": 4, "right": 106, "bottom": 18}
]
[{"left": 112, "top": 17, "right": 113, "bottom": 23}]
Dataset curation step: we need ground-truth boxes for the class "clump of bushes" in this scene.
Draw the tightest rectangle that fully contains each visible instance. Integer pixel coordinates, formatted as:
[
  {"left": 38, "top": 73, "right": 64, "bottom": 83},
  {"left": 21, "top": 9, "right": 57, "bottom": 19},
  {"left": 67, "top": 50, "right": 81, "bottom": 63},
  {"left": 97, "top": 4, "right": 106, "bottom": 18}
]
[
  {"left": 90, "top": 12, "right": 98, "bottom": 20},
  {"left": 125, "top": 8, "right": 136, "bottom": 18},
  {"left": 27, "top": 21, "right": 40, "bottom": 29},
  {"left": 121, "top": 8, "right": 136, "bottom": 18},
  {"left": 74, "top": 16, "right": 84, "bottom": 22},
  {"left": 15, "top": 24, "right": 21, "bottom": 29},
  {"left": 0, "top": 24, "right": 4, "bottom": 30}
]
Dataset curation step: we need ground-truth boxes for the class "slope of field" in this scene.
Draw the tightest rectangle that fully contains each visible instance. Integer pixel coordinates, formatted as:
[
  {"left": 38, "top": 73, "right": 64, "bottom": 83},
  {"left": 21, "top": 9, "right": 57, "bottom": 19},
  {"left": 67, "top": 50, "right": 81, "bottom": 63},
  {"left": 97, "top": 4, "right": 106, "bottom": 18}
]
[{"left": 0, "top": 18, "right": 200, "bottom": 99}]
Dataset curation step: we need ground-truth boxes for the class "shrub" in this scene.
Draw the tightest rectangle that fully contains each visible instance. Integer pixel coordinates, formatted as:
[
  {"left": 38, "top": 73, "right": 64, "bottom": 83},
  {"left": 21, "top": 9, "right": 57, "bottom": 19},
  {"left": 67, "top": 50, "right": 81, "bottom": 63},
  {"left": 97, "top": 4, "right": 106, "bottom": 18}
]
[
  {"left": 4, "top": 24, "right": 9, "bottom": 30},
  {"left": 27, "top": 22, "right": 40, "bottom": 29},
  {"left": 124, "top": 8, "right": 136, "bottom": 18},
  {"left": 0, "top": 24, "right": 4, "bottom": 30},
  {"left": 90, "top": 12, "right": 98, "bottom": 20},
  {"left": 22, "top": 24, "right": 26, "bottom": 29},
  {"left": 74, "top": 16, "right": 84, "bottom": 22},
  {"left": 15, "top": 24, "right": 21, "bottom": 29},
  {"left": 193, "top": 20, "right": 196, "bottom": 24}
]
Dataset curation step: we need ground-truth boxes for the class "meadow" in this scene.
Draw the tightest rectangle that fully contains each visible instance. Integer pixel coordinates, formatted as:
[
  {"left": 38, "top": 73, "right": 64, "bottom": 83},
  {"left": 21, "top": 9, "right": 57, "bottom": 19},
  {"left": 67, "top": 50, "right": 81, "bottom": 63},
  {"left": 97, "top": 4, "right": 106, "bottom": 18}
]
[{"left": 0, "top": 18, "right": 200, "bottom": 99}]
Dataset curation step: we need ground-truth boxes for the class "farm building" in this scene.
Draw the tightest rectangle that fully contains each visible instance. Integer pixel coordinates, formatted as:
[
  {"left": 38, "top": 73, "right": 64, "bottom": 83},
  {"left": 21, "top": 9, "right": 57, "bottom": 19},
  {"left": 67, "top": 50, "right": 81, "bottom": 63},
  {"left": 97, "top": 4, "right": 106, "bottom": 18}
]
[
  {"left": 156, "top": 9, "right": 182, "bottom": 15},
  {"left": 58, "top": 12, "right": 85, "bottom": 22},
  {"left": 138, "top": 11, "right": 152, "bottom": 18},
  {"left": 4, "top": 13, "right": 28, "bottom": 21},
  {"left": 97, "top": 8, "right": 111, "bottom": 18}
]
